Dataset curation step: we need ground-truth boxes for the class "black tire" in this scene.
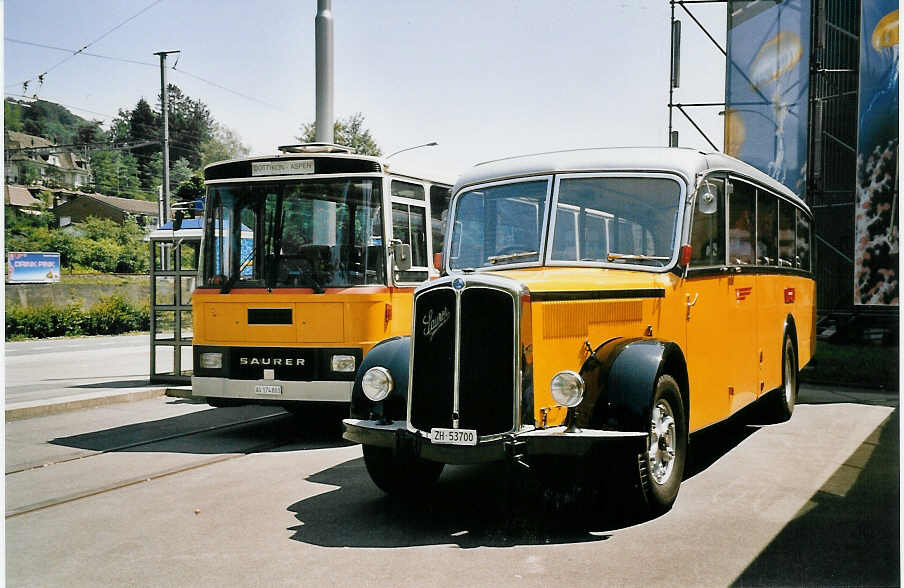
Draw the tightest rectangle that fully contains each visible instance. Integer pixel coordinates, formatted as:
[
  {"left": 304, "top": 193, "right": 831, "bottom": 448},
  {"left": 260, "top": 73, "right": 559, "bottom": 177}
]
[
  {"left": 362, "top": 445, "right": 444, "bottom": 496},
  {"left": 766, "top": 333, "right": 797, "bottom": 423},
  {"left": 636, "top": 374, "right": 687, "bottom": 514}
]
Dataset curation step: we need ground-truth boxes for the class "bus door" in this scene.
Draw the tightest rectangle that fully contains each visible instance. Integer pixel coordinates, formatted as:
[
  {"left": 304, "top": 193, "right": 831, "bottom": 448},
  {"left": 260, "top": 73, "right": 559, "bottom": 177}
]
[
  {"left": 388, "top": 178, "right": 430, "bottom": 286},
  {"left": 685, "top": 176, "right": 731, "bottom": 430},
  {"left": 725, "top": 177, "right": 758, "bottom": 412}
]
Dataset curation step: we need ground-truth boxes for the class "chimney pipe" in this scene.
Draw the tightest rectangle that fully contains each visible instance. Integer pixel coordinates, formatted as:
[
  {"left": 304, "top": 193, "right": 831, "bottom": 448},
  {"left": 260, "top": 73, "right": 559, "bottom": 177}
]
[{"left": 315, "top": 0, "right": 334, "bottom": 144}]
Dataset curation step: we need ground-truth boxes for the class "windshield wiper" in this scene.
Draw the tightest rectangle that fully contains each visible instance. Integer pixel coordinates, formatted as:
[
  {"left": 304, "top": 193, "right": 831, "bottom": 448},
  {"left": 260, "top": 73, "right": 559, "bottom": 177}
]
[
  {"left": 606, "top": 253, "right": 671, "bottom": 263},
  {"left": 487, "top": 251, "right": 538, "bottom": 264}
]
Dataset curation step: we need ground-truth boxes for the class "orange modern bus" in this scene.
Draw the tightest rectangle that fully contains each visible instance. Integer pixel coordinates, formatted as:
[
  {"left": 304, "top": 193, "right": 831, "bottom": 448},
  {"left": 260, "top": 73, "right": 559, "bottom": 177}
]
[
  {"left": 191, "top": 144, "right": 452, "bottom": 411},
  {"left": 343, "top": 147, "right": 815, "bottom": 513}
]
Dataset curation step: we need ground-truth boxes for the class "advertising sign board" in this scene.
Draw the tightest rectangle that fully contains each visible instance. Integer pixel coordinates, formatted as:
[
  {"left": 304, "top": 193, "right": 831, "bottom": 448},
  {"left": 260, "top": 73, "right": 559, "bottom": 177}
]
[
  {"left": 725, "top": 0, "right": 811, "bottom": 197},
  {"left": 853, "top": 3, "right": 898, "bottom": 306},
  {"left": 7, "top": 252, "right": 61, "bottom": 283}
]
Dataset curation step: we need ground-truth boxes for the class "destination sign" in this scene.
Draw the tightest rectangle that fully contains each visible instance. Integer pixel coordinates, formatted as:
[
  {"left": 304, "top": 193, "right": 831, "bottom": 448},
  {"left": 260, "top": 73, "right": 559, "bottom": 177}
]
[{"left": 251, "top": 159, "right": 315, "bottom": 176}]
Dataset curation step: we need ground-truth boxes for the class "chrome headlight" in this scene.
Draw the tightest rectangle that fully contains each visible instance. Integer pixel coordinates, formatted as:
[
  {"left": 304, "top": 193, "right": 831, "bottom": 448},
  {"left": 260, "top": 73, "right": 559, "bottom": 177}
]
[
  {"left": 331, "top": 354, "right": 356, "bottom": 373},
  {"left": 550, "top": 370, "right": 584, "bottom": 408},
  {"left": 199, "top": 352, "right": 223, "bottom": 369},
  {"left": 361, "top": 366, "right": 393, "bottom": 402}
]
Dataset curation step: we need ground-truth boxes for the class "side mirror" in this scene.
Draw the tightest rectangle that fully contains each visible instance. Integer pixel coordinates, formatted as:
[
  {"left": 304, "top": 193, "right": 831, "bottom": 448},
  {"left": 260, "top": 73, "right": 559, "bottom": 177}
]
[
  {"left": 433, "top": 252, "right": 443, "bottom": 271},
  {"left": 698, "top": 183, "right": 719, "bottom": 215},
  {"left": 173, "top": 211, "right": 184, "bottom": 231},
  {"left": 392, "top": 241, "right": 412, "bottom": 271}
]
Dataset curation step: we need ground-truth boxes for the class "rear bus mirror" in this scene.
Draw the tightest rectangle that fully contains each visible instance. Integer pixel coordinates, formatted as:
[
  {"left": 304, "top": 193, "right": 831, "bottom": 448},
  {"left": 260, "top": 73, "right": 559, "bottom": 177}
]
[
  {"left": 392, "top": 241, "right": 412, "bottom": 271},
  {"left": 698, "top": 183, "right": 719, "bottom": 215}
]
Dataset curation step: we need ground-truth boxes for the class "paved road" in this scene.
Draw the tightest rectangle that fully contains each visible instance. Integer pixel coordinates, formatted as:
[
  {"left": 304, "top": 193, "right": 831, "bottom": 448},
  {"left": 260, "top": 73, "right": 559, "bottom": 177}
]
[
  {"left": 4, "top": 384, "right": 898, "bottom": 587},
  {"left": 5, "top": 334, "right": 161, "bottom": 407}
]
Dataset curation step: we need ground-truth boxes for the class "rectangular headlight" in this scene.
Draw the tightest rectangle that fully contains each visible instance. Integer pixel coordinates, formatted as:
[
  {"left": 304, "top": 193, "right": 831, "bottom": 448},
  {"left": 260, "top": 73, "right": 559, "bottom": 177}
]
[
  {"left": 199, "top": 352, "right": 223, "bottom": 369},
  {"left": 331, "top": 354, "right": 356, "bottom": 372}
]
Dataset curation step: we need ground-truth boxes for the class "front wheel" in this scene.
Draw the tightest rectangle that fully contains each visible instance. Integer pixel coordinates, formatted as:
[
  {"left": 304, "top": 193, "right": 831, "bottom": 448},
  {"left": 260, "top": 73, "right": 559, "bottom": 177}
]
[
  {"left": 636, "top": 374, "right": 687, "bottom": 514},
  {"left": 362, "top": 445, "right": 444, "bottom": 497}
]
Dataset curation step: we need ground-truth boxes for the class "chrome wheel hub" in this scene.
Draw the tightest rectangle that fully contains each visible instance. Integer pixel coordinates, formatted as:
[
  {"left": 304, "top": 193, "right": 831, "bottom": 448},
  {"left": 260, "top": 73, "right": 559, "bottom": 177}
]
[
  {"left": 648, "top": 400, "right": 676, "bottom": 485},
  {"left": 784, "top": 345, "right": 795, "bottom": 407}
]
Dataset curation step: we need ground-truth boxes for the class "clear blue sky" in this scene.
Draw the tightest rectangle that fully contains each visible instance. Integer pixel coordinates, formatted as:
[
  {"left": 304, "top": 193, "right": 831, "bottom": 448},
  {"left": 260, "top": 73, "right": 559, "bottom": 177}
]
[{"left": 4, "top": 0, "right": 727, "bottom": 178}]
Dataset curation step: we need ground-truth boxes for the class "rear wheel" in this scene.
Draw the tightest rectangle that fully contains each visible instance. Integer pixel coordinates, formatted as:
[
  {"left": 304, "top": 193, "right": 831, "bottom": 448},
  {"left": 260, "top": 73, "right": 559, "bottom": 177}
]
[
  {"left": 636, "top": 374, "right": 687, "bottom": 514},
  {"left": 362, "top": 445, "right": 444, "bottom": 496},
  {"left": 765, "top": 334, "right": 797, "bottom": 423}
]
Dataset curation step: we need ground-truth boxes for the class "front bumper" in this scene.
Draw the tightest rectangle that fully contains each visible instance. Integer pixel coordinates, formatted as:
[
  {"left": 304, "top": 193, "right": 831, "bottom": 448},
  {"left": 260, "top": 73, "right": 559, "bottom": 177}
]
[
  {"left": 193, "top": 376, "right": 353, "bottom": 403},
  {"left": 342, "top": 418, "right": 648, "bottom": 465}
]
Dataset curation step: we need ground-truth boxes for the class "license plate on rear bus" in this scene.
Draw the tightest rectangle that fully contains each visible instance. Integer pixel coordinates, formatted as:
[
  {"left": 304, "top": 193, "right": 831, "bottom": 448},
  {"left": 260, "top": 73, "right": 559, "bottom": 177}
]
[
  {"left": 430, "top": 428, "right": 477, "bottom": 446},
  {"left": 255, "top": 385, "right": 282, "bottom": 395}
]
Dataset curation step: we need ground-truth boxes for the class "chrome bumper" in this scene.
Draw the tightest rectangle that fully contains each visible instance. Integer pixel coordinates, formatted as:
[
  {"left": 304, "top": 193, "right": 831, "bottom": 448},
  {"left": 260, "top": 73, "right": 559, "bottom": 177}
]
[{"left": 342, "top": 418, "right": 648, "bottom": 465}]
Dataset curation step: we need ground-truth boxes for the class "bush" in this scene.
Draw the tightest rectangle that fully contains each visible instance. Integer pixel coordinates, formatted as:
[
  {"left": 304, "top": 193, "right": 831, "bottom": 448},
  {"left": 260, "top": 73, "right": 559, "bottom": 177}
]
[{"left": 5, "top": 294, "right": 149, "bottom": 340}]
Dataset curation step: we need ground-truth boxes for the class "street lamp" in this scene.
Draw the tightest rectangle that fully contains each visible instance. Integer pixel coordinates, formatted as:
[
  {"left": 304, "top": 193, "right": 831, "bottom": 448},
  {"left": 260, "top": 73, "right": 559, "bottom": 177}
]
[{"left": 385, "top": 141, "right": 438, "bottom": 159}]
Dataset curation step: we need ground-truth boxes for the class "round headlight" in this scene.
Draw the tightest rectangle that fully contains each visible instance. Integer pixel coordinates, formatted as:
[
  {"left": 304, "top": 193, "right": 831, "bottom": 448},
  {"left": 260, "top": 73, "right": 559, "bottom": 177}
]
[
  {"left": 361, "top": 367, "right": 393, "bottom": 402},
  {"left": 550, "top": 370, "right": 584, "bottom": 408}
]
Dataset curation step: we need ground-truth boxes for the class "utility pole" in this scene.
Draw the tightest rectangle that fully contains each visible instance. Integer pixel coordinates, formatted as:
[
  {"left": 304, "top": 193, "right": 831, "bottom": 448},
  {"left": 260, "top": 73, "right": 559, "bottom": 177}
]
[
  {"left": 154, "top": 50, "right": 180, "bottom": 225},
  {"left": 315, "top": 0, "right": 334, "bottom": 143}
]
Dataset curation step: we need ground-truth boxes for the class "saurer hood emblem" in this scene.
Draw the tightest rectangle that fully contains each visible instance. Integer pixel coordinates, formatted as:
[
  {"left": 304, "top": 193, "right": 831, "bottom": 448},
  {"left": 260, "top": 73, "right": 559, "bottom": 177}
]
[{"left": 422, "top": 307, "right": 451, "bottom": 341}]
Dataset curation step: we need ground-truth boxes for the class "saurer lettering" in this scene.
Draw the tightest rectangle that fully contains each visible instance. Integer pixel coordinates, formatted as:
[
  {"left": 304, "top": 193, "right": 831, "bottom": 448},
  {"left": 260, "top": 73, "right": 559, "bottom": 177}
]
[
  {"left": 239, "top": 357, "right": 305, "bottom": 366},
  {"left": 422, "top": 307, "right": 451, "bottom": 342}
]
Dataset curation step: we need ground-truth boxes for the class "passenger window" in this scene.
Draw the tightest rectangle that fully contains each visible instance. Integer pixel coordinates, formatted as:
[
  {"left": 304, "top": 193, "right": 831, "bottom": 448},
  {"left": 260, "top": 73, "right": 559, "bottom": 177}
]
[
  {"left": 796, "top": 209, "right": 811, "bottom": 271},
  {"left": 552, "top": 204, "right": 580, "bottom": 260},
  {"left": 392, "top": 203, "right": 428, "bottom": 273},
  {"left": 728, "top": 180, "right": 756, "bottom": 265},
  {"left": 391, "top": 180, "right": 425, "bottom": 201},
  {"left": 756, "top": 191, "right": 777, "bottom": 265},
  {"left": 429, "top": 185, "right": 451, "bottom": 253},
  {"left": 690, "top": 177, "right": 725, "bottom": 266},
  {"left": 779, "top": 200, "right": 795, "bottom": 267}
]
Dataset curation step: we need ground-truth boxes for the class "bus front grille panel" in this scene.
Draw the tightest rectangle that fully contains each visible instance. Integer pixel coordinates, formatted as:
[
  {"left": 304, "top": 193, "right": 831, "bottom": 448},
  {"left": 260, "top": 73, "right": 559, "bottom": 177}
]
[
  {"left": 458, "top": 288, "right": 515, "bottom": 436},
  {"left": 410, "top": 288, "right": 456, "bottom": 432}
]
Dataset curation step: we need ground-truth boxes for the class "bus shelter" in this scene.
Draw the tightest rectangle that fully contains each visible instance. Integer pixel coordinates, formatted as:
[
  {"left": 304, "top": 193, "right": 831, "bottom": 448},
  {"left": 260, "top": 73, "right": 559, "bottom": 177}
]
[{"left": 148, "top": 219, "right": 201, "bottom": 383}]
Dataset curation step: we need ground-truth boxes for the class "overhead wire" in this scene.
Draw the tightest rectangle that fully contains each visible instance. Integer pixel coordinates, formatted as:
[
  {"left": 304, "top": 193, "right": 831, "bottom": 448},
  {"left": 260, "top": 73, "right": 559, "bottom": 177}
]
[
  {"left": 5, "top": 38, "right": 289, "bottom": 112},
  {"left": 8, "top": 0, "right": 164, "bottom": 96}
]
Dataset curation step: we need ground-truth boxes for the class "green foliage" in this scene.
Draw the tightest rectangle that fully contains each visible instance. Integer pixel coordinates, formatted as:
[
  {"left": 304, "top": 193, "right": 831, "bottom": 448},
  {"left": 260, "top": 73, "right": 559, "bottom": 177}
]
[
  {"left": 5, "top": 100, "right": 24, "bottom": 131},
  {"left": 5, "top": 216, "right": 150, "bottom": 273},
  {"left": 20, "top": 161, "right": 42, "bottom": 185},
  {"left": 5, "top": 294, "right": 150, "bottom": 340},
  {"left": 169, "top": 157, "right": 194, "bottom": 192},
  {"left": 201, "top": 123, "right": 251, "bottom": 166},
  {"left": 298, "top": 112, "right": 382, "bottom": 156},
  {"left": 8, "top": 99, "right": 96, "bottom": 145}
]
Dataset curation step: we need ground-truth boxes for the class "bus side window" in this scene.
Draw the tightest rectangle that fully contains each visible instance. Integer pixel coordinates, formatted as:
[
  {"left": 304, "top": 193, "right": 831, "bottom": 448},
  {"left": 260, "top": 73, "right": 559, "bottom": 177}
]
[
  {"left": 728, "top": 179, "right": 756, "bottom": 265},
  {"left": 690, "top": 177, "right": 725, "bottom": 266},
  {"left": 778, "top": 199, "right": 795, "bottom": 267},
  {"left": 392, "top": 203, "right": 428, "bottom": 272},
  {"left": 430, "top": 185, "right": 451, "bottom": 253},
  {"left": 796, "top": 209, "right": 811, "bottom": 271},
  {"left": 756, "top": 190, "right": 778, "bottom": 265}
]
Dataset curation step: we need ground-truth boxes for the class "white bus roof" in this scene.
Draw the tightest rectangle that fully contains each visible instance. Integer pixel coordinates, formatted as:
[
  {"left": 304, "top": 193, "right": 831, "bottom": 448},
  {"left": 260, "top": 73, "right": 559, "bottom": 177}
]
[{"left": 452, "top": 147, "right": 809, "bottom": 212}]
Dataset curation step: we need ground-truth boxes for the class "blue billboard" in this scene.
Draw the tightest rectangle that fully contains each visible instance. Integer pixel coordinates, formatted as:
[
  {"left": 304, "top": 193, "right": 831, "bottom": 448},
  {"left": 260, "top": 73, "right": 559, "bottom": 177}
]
[
  {"left": 7, "top": 252, "right": 61, "bottom": 283},
  {"left": 725, "top": 0, "right": 811, "bottom": 197},
  {"left": 853, "top": 3, "right": 898, "bottom": 306}
]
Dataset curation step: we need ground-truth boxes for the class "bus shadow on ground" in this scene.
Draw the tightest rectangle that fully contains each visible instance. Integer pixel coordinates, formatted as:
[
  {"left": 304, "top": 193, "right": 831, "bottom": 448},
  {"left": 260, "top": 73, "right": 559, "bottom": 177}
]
[
  {"left": 286, "top": 418, "right": 760, "bottom": 548},
  {"left": 731, "top": 407, "right": 899, "bottom": 587},
  {"left": 48, "top": 405, "right": 351, "bottom": 454}
]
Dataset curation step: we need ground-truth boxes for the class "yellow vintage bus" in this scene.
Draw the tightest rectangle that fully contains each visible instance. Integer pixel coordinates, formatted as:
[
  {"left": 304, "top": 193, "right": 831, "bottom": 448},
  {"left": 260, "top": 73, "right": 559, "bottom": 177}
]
[
  {"left": 343, "top": 147, "right": 815, "bottom": 513},
  {"left": 191, "top": 144, "right": 453, "bottom": 411}
]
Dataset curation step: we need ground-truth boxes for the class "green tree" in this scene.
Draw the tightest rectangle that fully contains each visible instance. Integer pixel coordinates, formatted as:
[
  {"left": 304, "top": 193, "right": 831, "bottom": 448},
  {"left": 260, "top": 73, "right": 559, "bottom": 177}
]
[
  {"left": 89, "top": 150, "right": 120, "bottom": 194},
  {"left": 169, "top": 157, "right": 194, "bottom": 192},
  {"left": 5, "top": 100, "right": 24, "bottom": 132},
  {"left": 21, "top": 161, "right": 42, "bottom": 185},
  {"left": 158, "top": 84, "right": 214, "bottom": 169},
  {"left": 201, "top": 123, "right": 250, "bottom": 166},
  {"left": 297, "top": 112, "right": 382, "bottom": 156}
]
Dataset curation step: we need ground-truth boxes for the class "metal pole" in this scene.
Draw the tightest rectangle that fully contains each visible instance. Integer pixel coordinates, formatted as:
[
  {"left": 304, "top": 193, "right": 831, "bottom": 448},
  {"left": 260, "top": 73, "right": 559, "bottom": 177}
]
[
  {"left": 155, "top": 50, "right": 180, "bottom": 224},
  {"left": 315, "top": 0, "right": 334, "bottom": 143},
  {"left": 668, "top": 1, "right": 675, "bottom": 145}
]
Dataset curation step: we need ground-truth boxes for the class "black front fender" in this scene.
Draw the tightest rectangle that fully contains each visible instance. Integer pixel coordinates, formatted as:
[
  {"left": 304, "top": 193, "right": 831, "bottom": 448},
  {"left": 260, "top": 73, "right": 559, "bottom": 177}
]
[
  {"left": 350, "top": 336, "right": 410, "bottom": 421},
  {"left": 577, "top": 337, "right": 688, "bottom": 432}
]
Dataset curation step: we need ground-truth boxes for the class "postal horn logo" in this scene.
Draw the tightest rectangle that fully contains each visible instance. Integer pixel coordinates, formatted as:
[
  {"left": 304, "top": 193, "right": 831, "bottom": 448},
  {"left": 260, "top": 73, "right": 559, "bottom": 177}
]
[
  {"left": 735, "top": 286, "right": 753, "bottom": 301},
  {"left": 422, "top": 307, "right": 451, "bottom": 341}
]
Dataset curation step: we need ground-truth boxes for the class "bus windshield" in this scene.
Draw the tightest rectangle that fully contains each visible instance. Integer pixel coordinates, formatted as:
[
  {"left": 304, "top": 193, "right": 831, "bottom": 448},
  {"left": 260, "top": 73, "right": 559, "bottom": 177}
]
[
  {"left": 202, "top": 178, "right": 385, "bottom": 290},
  {"left": 448, "top": 176, "right": 681, "bottom": 270}
]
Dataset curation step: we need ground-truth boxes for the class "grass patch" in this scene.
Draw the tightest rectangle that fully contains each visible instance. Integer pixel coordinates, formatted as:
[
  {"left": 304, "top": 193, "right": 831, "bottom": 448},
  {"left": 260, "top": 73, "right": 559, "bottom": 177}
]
[{"left": 801, "top": 342, "right": 900, "bottom": 390}]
